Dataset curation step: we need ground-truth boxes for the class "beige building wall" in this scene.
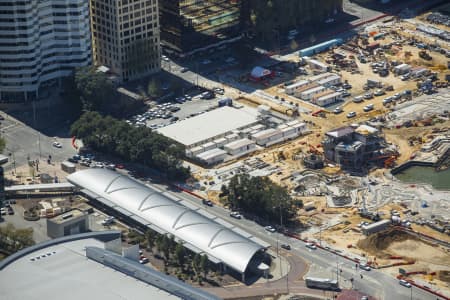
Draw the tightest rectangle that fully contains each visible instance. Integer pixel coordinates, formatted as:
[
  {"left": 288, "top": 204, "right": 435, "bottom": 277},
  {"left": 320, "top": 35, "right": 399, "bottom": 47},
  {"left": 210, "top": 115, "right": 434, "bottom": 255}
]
[{"left": 90, "top": 0, "right": 161, "bottom": 81}]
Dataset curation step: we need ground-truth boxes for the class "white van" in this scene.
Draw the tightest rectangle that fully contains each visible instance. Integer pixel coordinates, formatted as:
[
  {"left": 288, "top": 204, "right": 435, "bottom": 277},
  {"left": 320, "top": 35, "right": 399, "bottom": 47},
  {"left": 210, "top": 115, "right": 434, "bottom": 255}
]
[{"left": 353, "top": 96, "right": 364, "bottom": 103}]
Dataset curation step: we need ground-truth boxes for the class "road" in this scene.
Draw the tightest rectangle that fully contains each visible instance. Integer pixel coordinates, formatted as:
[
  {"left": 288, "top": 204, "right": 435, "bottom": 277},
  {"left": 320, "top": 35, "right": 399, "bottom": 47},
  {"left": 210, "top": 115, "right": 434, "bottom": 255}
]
[
  {"left": 143, "top": 179, "right": 444, "bottom": 300},
  {"left": 0, "top": 113, "right": 76, "bottom": 172}
]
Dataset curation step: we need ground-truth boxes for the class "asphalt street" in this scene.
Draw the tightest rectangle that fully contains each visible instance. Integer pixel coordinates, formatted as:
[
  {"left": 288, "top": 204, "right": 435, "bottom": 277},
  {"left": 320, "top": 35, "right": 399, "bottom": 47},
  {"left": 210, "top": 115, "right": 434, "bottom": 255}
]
[{"left": 0, "top": 114, "right": 76, "bottom": 172}]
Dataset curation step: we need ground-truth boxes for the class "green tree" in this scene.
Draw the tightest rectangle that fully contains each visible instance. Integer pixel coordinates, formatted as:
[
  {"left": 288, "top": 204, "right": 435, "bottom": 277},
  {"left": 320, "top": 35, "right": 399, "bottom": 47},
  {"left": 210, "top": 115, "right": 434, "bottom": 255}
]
[
  {"left": 74, "top": 66, "right": 114, "bottom": 112},
  {"left": 161, "top": 235, "right": 170, "bottom": 261},
  {"left": 192, "top": 253, "right": 201, "bottom": 277},
  {"left": 0, "top": 223, "right": 35, "bottom": 253},
  {"left": 199, "top": 254, "right": 209, "bottom": 278},
  {"left": 227, "top": 174, "right": 296, "bottom": 225},
  {"left": 70, "top": 111, "right": 190, "bottom": 181},
  {"left": 155, "top": 235, "right": 164, "bottom": 256},
  {"left": 145, "top": 229, "right": 156, "bottom": 252},
  {"left": 174, "top": 243, "right": 185, "bottom": 268}
]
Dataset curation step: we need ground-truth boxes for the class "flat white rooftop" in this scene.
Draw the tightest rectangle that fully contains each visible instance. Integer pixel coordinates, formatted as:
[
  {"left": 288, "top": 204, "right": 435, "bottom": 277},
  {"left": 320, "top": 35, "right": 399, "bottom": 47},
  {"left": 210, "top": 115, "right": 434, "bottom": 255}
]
[
  {"left": 225, "top": 138, "right": 255, "bottom": 150},
  {"left": 0, "top": 238, "right": 180, "bottom": 300},
  {"left": 157, "top": 106, "right": 259, "bottom": 147}
]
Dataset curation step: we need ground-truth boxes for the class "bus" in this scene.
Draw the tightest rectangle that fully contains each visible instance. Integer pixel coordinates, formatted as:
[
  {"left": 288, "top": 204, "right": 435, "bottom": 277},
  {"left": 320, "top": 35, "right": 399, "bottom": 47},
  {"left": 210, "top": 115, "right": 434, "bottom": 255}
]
[{"left": 305, "top": 277, "right": 340, "bottom": 291}]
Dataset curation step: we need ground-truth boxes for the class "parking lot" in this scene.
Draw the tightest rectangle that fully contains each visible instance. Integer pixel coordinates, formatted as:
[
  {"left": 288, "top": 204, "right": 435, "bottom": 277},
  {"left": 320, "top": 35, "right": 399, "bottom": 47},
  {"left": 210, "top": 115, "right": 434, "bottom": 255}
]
[{"left": 128, "top": 92, "right": 220, "bottom": 130}]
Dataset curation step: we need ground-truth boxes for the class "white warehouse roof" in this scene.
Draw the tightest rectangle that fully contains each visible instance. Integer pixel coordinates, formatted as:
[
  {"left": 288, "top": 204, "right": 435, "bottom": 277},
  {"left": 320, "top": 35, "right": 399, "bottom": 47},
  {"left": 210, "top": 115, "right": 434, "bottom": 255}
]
[
  {"left": 67, "top": 169, "right": 266, "bottom": 273},
  {"left": 157, "top": 106, "right": 259, "bottom": 147}
]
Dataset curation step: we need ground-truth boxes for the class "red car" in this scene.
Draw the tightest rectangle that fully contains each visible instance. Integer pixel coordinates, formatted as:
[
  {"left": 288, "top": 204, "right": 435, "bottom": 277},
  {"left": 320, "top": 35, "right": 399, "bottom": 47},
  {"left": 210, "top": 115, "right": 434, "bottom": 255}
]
[{"left": 116, "top": 164, "right": 125, "bottom": 169}]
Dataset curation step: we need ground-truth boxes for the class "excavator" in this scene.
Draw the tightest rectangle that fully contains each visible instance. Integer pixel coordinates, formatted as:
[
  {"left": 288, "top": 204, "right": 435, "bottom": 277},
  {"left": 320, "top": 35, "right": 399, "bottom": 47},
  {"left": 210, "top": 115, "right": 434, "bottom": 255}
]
[{"left": 368, "top": 153, "right": 399, "bottom": 168}]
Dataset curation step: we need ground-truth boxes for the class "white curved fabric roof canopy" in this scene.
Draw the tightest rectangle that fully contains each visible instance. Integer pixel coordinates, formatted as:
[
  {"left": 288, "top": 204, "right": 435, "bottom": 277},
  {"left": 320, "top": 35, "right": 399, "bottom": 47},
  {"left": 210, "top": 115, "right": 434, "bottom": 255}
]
[{"left": 67, "top": 169, "right": 264, "bottom": 273}]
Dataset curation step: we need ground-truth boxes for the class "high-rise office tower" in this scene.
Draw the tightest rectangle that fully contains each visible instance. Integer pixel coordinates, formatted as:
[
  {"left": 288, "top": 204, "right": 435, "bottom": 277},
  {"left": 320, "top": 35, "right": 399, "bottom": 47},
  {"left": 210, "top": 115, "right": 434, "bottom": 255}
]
[
  {"left": 90, "top": 0, "right": 161, "bottom": 82},
  {"left": 159, "top": 0, "right": 242, "bottom": 55},
  {"left": 0, "top": 0, "right": 92, "bottom": 102}
]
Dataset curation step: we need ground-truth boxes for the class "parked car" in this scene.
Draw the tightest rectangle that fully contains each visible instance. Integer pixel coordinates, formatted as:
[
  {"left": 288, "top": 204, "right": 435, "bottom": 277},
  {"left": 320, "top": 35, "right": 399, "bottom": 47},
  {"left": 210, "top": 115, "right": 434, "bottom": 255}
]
[
  {"left": 201, "top": 91, "right": 215, "bottom": 99},
  {"left": 264, "top": 226, "right": 276, "bottom": 233},
  {"left": 333, "top": 106, "right": 343, "bottom": 114},
  {"left": 364, "top": 92, "right": 374, "bottom": 99},
  {"left": 180, "top": 67, "right": 189, "bottom": 73},
  {"left": 374, "top": 89, "right": 385, "bottom": 96},
  {"left": 101, "top": 216, "right": 115, "bottom": 226},
  {"left": 363, "top": 104, "right": 374, "bottom": 112},
  {"left": 346, "top": 111, "right": 357, "bottom": 118},
  {"left": 230, "top": 212, "right": 242, "bottom": 219},
  {"left": 342, "top": 91, "right": 351, "bottom": 97},
  {"left": 383, "top": 97, "right": 393, "bottom": 105},
  {"left": 342, "top": 83, "right": 352, "bottom": 89},
  {"left": 399, "top": 279, "right": 412, "bottom": 288},
  {"left": 353, "top": 96, "right": 364, "bottom": 103},
  {"left": 213, "top": 87, "right": 225, "bottom": 95}
]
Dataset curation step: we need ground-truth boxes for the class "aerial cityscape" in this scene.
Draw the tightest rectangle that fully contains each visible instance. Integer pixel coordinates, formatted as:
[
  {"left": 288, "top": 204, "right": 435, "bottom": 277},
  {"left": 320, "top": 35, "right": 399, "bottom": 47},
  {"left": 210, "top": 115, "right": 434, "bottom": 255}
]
[{"left": 1, "top": 0, "right": 450, "bottom": 300}]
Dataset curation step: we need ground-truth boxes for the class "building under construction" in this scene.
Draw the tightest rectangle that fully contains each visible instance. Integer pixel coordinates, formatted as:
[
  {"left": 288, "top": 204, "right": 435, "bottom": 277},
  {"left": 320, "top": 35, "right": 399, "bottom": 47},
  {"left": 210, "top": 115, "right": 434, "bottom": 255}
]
[{"left": 322, "top": 125, "right": 393, "bottom": 171}]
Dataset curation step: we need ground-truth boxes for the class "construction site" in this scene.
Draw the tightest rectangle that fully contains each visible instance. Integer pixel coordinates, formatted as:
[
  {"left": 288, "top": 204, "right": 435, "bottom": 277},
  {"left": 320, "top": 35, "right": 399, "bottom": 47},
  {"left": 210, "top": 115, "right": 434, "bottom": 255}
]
[{"left": 181, "top": 6, "right": 450, "bottom": 297}]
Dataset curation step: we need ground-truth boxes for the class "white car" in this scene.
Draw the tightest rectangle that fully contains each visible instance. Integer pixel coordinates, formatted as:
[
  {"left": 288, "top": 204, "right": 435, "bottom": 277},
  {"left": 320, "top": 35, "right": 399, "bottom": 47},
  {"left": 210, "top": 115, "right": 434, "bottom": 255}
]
[
  {"left": 230, "top": 212, "right": 242, "bottom": 219},
  {"left": 359, "top": 264, "right": 371, "bottom": 271},
  {"left": 363, "top": 104, "right": 374, "bottom": 112},
  {"left": 333, "top": 106, "right": 343, "bottom": 114},
  {"left": 346, "top": 111, "right": 356, "bottom": 118},
  {"left": 399, "top": 279, "right": 412, "bottom": 288},
  {"left": 101, "top": 216, "right": 115, "bottom": 226},
  {"left": 305, "top": 242, "right": 317, "bottom": 250},
  {"left": 264, "top": 226, "right": 276, "bottom": 233},
  {"left": 52, "top": 142, "right": 62, "bottom": 148},
  {"left": 139, "top": 257, "right": 149, "bottom": 264}
]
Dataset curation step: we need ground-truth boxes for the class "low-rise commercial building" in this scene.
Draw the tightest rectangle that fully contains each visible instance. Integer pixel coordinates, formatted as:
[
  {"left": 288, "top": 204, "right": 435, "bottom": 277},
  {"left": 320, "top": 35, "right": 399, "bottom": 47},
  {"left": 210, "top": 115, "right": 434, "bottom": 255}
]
[
  {"left": 196, "top": 148, "right": 227, "bottom": 165},
  {"left": 224, "top": 138, "right": 257, "bottom": 157},
  {"left": 251, "top": 129, "right": 284, "bottom": 147},
  {"left": 300, "top": 86, "right": 327, "bottom": 101},
  {"left": 314, "top": 92, "right": 342, "bottom": 107},
  {"left": 46, "top": 209, "right": 89, "bottom": 238},
  {"left": 157, "top": 106, "right": 259, "bottom": 150}
]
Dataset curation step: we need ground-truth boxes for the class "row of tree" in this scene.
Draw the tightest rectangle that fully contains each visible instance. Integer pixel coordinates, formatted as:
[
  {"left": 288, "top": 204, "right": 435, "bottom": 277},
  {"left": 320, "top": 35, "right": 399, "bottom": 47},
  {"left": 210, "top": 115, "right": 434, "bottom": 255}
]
[
  {"left": 221, "top": 174, "right": 300, "bottom": 225},
  {"left": 144, "top": 230, "right": 210, "bottom": 283},
  {"left": 70, "top": 111, "right": 190, "bottom": 180},
  {"left": 0, "top": 223, "right": 35, "bottom": 254}
]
